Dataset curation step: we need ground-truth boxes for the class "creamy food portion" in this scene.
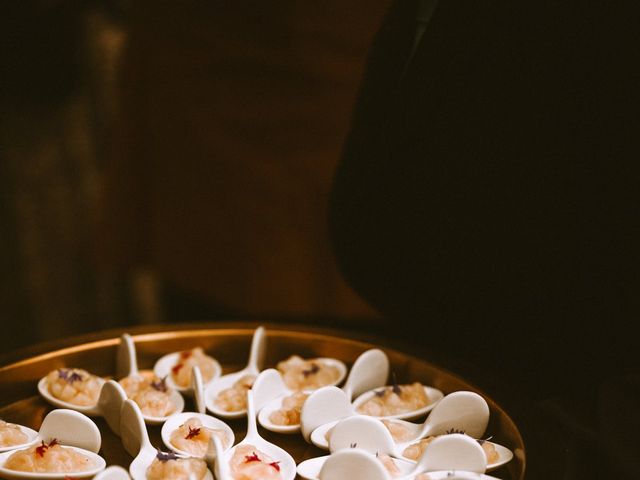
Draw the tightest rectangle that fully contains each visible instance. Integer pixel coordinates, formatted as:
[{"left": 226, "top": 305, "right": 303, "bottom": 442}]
[
  {"left": 146, "top": 450, "right": 208, "bottom": 480},
  {"left": 170, "top": 417, "right": 230, "bottom": 456},
  {"left": 0, "top": 420, "right": 28, "bottom": 447},
  {"left": 268, "top": 391, "right": 309, "bottom": 426},
  {"left": 381, "top": 419, "right": 414, "bottom": 442},
  {"left": 46, "top": 368, "right": 102, "bottom": 407},
  {"left": 403, "top": 435, "right": 499, "bottom": 463},
  {"left": 357, "top": 382, "right": 429, "bottom": 417},
  {"left": 119, "top": 371, "right": 176, "bottom": 417},
  {"left": 214, "top": 375, "right": 255, "bottom": 412},
  {"left": 170, "top": 348, "right": 218, "bottom": 388},
  {"left": 4, "top": 439, "right": 95, "bottom": 473},
  {"left": 229, "top": 444, "right": 282, "bottom": 480},
  {"left": 377, "top": 453, "right": 401, "bottom": 477},
  {"left": 276, "top": 355, "right": 341, "bottom": 391}
]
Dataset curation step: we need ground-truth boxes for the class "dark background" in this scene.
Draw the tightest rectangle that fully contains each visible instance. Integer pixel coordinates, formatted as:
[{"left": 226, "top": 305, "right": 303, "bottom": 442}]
[{"left": 2, "top": 2, "right": 639, "bottom": 479}]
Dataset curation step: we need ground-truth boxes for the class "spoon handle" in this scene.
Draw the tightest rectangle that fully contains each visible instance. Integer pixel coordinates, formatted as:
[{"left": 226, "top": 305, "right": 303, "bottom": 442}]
[
  {"left": 245, "top": 326, "right": 266, "bottom": 373},
  {"left": 245, "top": 390, "right": 259, "bottom": 439},
  {"left": 117, "top": 333, "right": 138, "bottom": 378}
]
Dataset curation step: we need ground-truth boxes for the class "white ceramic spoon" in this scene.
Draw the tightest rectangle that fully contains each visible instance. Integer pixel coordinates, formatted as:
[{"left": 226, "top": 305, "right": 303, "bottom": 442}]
[
  {"left": 351, "top": 380, "right": 444, "bottom": 421},
  {"left": 153, "top": 345, "right": 222, "bottom": 396},
  {"left": 161, "top": 366, "right": 235, "bottom": 457},
  {"left": 208, "top": 390, "right": 296, "bottom": 480},
  {"left": 317, "top": 433, "right": 496, "bottom": 480},
  {"left": 301, "top": 386, "right": 354, "bottom": 442},
  {"left": 37, "top": 379, "right": 126, "bottom": 436},
  {"left": 204, "top": 326, "right": 267, "bottom": 419},
  {"left": 297, "top": 415, "right": 415, "bottom": 480},
  {"left": 0, "top": 420, "right": 39, "bottom": 454},
  {"left": 37, "top": 370, "right": 107, "bottom": 416},
  {"left": 257, "top": 349, "right": 388, "bottom": 434},
  {"left": 0, "top": 409, "right": 107, "bottom": 480},
  {"left": 311, "top": 390, "right": 488, "bottom": 450},
  {"left": 93, "top": 465, "right": 131, "bottom": 480},
  {"left": 120, "top": 399, "right": 213, "bottom": 480},
  {"left": 117, "top": 333, "right": 185, "bottom": 425}
]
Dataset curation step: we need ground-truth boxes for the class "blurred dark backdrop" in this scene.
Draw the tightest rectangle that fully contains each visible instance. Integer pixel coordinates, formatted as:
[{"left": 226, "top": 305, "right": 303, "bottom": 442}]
[{"left": 0, "top": 0, "right": 392, "bottom": 353}]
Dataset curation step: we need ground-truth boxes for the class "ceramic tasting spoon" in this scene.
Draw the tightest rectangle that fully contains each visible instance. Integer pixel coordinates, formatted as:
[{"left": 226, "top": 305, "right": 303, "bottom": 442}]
[
  {"left": 257, "top": 348, "right": 389, "bottom": 435},
  {"left": 204, "top": 326, "right": 267, "bottom": 419},
  {"left": 153, "top": 343, "right": 222, "bottom": 396},
  {"left": 120, "top": 399, "right": 213, "bottom": 480},
  {"left": 0, "top": 409, "right": 107, "bottom": 480},
  {"left": 312, "top": 390, "right": 488, "bottom": 450},
  {"left": 207, "top": 390, "right": 296, "bottom": 480},
  {"left": 317, "top": 434, "right": 500, "bottom": 480},
  {"left": 116, "top": 333, "right": 185, "bottom": 425},
  {"left": 38, "top": 379, "right": 127, "bottom": 436},
  {"left": 161, "top": 366, "right": 235, "bottom": 457}
]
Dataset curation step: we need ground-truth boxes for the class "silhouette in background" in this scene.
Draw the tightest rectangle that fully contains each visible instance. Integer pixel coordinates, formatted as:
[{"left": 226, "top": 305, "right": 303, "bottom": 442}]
[{"left": 330, "top": 1, "right": 640, "bottom": 478}]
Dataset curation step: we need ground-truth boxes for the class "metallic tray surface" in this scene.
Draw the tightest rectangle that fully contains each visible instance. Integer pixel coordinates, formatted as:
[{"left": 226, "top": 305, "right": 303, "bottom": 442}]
[{"left": 0, "top": 322, "right": 525, "bottom": 479}]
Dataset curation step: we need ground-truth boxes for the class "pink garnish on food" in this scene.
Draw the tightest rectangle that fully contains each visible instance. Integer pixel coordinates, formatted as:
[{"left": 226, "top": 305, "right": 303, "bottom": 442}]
[
  {"left": 172, "top": 363, "right": 183, "bottom": 375},
  {"left": 185, "top": 426, "right": 201, "bottom": 439},
  {"left": 269, "top": 461, "right": 281, "bottom": 471},
  {"left": 35, "top": 439, "right": 59, "bottom": 457},
  {"left": 244, "top": 452, "right": 261, "bottom": 463}
]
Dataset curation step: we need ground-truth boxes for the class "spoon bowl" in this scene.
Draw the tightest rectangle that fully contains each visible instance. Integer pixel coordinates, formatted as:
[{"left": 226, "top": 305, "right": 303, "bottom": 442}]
[
  {"left": 121, "top": 399, "right": 213, "bottom": 480},
  {"left": 210, "top": 390, "right": 296, "bottom": 480},
  {"left": 117, "top": 334, "right": 185, "bottom": 425},
  {"left": 37, "top": 374, "right": 106, "bottom": 416},
  {"left": 0, "top": 422, "right": 39, "bottom": 453},
  {"left": 0, "top": 409, "right": 106, "bottom": 480},
  {"left": 153, "top": 349, "right": 222, "bottom": 396},
  {"left": 352, "top": 385, "right": 444, "bottom": 421},
  {"left": 204, "top": 326, "right": 267, "bottom": 419}
]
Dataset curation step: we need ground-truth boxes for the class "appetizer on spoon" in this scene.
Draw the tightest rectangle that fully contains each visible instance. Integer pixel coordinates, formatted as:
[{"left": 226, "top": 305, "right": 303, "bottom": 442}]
[
  {"left": 204, "top": 326, "right": 267, "bottom": 419},
  {"left": 117, "top": 334, "right": 185, "bottom": 425},
  {"left": 0, "top": 419, "right": 39, "bottom": 453},
  {"left": 311, "top": 390, "right": 487, "bottom": 450},
  {"left": 0, "top": 409, "right": 106, "bottom": 479},
  {"left": 161, "top": 366, "right": 235, "bottom": 457},
  {"left": 208, "top": 390, "right": 296, "bottom": 480},
  {"left": 38, "top": 379, "right": 127, "bottom": 436},
  {"left": 317, "top": 434, "right": 500, "bottom": 480},
  {"left": 120, "top": 399, "right": 212, "bottom": 480},
  {"left": 257, "top": 349, "right": 387, "bottom": 434},
  {"left": 351, "top": 373, "right": 443, "bottom": 421},
  {"left": 153, "top": 345, "right": 221, "bottom": 396}
]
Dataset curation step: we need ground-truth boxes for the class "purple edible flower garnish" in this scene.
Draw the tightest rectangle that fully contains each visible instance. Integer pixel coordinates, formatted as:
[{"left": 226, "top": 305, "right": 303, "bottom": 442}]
[
  {"left": 58, "top": 369, "right": 84, "bottom": 383},
  {"left": 302, "top": 363, "right": 320, "bottom": 377},
  {"left": 156, "top": 449, "right": 179, "bottom": 462},
  {"left": 151, "top": 376, "right": 168, "bottom": 392},
  {"left": 350, "top": 442, "right": 357, "bottom": 448},
  {"left": 374, "top": 389, "right": 386, "bottom": 397},
  {"left": 445, "top": 428, "right": 466, "bottom": 435}
]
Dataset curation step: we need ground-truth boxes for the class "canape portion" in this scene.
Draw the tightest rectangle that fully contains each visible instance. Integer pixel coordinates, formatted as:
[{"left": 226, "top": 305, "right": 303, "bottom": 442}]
[
  {"left": 357, "top": 382, "right": 429, "bottom": 417},
  {"left": 0, "top": 420, "right": 28, "bottom": 448},
  {"left": 380, "top": 420, "right": 414, "bottom": 443},
  {"left": 214, "top": 375, "right": 256, "bottom": 412},
  {"left": 4, "top": 439, "right": 95, "bottom": 473},
  {"left": 120, "top": 371, "right": 176, "bottom": 417},
  {"left": 169, "top": 417, "right": 230, "bottom": 456},
  {"left": 46, "top": 368, "right": 102, "bottom": 407},
  {"left": 276, "top": 356, "right": 341, "bottom": 391},
  {"left": 229, "top": 444, "right": 282, "bottom": 480},
  {"left": 402, "top": 434, "right": 499, "bottom": 464},
  {"left": 146, "top": 450, "right": 208, "bottom": 480},
  {"left": 268, "top": 392, "right": 309, "bottom": 426},
  {"left": 170, "top": 348, "right": 218, "bottom": 388}
]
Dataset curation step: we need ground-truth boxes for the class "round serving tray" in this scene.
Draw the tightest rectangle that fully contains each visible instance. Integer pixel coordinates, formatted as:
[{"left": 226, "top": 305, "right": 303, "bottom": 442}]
[{"left": 0, "top": 322, "right": 525, "bottom": 479}]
